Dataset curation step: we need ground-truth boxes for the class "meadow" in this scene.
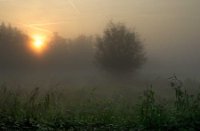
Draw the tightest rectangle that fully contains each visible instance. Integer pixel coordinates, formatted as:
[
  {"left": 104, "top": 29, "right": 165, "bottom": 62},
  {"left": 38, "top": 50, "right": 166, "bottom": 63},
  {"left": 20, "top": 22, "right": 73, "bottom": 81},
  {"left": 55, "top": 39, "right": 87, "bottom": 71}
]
[{"left": 1, "top": 76, "right": 200, "bottom": 130}]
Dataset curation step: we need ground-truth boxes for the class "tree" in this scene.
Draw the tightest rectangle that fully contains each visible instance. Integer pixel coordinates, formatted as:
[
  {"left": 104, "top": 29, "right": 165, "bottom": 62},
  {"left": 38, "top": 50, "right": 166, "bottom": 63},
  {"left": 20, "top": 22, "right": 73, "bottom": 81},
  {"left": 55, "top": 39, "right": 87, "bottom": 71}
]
[
  {"left": 95, "top": 22, "right": 146, "bottom": 76},
  {"left": 45, "top": 33, "right": 68, "bottom": 61},
  {"left": 0, "top": 23, "right": 35, "bottom": 71}
]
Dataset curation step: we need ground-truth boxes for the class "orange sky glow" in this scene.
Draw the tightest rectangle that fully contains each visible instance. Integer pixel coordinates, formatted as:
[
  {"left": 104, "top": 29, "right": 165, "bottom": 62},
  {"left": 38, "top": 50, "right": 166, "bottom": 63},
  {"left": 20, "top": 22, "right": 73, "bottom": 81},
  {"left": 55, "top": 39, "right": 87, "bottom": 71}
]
[{"left": 0, "top": 0, "right": 199, "bottom": 53}]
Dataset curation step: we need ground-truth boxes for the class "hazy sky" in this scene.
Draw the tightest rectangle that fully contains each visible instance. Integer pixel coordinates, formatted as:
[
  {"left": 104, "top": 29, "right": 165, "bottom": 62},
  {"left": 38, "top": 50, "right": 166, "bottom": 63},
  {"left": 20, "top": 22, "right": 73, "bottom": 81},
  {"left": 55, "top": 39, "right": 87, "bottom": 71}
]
[
  {"left": 1, "top": 0, "right": 200, "bottom": 77},
  {"left": 0, "top": 0, "right": 199, "bottom": 37}
]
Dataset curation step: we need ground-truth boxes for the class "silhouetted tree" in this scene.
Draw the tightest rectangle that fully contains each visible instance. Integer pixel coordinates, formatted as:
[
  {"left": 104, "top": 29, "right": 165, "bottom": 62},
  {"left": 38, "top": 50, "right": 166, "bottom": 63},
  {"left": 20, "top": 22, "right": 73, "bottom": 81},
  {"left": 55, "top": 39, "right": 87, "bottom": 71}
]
[
  {"left": 0, "top": 23, "right": 35, "bottom": 71},
  {"left": 95, "top": 22, "right": 146, "bottom": 76},
  {"left": 67, "top": 35, "right": 94, "bottom": 68},
  {"left": 42, "top": 34, "right": 95, "bottom": 74},
  {"left": 43, "top": 32, "right": 68, "bottom": 69}
]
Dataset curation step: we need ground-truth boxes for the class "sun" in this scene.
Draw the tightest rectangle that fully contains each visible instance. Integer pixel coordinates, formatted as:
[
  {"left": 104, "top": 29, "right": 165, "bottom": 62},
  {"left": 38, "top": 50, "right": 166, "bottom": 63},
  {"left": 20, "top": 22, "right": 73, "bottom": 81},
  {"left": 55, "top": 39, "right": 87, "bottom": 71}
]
[
  {"left": 34, "top": 38, "right": 43, "bottom": 49},
  {"left": 31, "top": 34, "right": 46, "bottom": 53}
]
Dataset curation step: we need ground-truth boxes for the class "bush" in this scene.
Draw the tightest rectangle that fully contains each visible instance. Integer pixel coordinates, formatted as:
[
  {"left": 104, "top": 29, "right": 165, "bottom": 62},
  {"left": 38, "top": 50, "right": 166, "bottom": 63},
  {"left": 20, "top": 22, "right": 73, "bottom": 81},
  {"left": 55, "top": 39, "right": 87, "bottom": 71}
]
[{"left": 95, "top": 22, "right": 146, "bottom": 76}]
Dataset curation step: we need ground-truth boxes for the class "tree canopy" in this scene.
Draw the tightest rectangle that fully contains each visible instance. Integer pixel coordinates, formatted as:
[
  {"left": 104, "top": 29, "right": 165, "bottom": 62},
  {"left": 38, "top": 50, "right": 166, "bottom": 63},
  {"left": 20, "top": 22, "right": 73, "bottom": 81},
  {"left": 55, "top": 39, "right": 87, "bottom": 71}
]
[{"left": 95, "top": 22, "right": 146, "bottom": 75}]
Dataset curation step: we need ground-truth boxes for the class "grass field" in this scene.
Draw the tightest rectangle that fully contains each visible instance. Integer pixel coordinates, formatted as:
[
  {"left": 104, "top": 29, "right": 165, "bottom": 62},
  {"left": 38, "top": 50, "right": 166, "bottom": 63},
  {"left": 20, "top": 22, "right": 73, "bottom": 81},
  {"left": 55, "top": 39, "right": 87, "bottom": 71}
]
[{"left": 1, "top": 77, "right": 200, "bottom": 130}]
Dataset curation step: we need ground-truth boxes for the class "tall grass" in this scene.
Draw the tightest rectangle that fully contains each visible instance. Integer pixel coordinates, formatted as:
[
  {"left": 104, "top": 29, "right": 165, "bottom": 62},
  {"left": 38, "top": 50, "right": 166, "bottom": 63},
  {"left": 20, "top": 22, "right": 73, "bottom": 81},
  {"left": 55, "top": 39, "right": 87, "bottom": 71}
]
[{"left": 0, "top": 77, "right": 200, "bottom": 130}]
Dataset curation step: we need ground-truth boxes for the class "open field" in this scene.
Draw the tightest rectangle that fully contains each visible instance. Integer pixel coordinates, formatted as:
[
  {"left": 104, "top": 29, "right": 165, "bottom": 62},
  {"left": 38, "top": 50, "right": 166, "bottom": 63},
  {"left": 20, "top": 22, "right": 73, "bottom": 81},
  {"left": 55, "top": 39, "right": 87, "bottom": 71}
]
[{"left": 1, "top": 77, "right": 200, "bottom": 130}]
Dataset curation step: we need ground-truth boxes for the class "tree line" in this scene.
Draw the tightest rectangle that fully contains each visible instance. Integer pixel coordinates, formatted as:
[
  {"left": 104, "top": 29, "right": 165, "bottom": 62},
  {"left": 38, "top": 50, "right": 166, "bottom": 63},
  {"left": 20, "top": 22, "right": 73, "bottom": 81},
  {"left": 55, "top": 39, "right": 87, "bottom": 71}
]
[{"left": 0, "top": 22, "right": 146, "bottom": 76}]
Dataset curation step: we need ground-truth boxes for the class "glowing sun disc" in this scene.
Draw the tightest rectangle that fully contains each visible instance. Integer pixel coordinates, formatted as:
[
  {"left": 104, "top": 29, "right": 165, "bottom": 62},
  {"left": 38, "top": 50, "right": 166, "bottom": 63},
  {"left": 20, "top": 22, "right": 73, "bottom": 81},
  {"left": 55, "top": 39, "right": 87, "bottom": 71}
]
[
  {"left": 34, "top": 39, "right": 43, "bottom": 48},
  {"left": 31, "top": 34, "right": 46, "bottom": 53}
]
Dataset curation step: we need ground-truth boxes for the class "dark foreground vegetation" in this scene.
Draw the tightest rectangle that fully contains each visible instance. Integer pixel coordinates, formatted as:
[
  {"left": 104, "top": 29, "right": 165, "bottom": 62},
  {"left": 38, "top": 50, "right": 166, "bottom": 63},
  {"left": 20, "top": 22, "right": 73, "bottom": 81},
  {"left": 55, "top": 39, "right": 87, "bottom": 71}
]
[{"left": 0, "top": 77, "right": 200, "bottom": 130}]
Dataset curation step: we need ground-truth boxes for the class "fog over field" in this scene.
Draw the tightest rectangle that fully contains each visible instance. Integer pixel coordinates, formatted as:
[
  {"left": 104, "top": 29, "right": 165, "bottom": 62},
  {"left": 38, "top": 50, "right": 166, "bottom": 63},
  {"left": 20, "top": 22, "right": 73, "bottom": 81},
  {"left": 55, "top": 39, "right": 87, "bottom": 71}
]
[{"left": 1, "top": 1, "right": 200, "bottom": 130}]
